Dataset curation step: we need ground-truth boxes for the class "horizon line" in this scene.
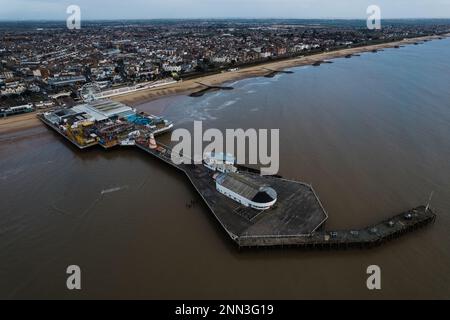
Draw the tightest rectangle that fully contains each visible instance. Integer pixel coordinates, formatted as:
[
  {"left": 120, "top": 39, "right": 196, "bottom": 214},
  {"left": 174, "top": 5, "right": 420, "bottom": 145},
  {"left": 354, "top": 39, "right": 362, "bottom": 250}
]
[{"left": 1, "top": 17, "right": 450, "bottom": 22}]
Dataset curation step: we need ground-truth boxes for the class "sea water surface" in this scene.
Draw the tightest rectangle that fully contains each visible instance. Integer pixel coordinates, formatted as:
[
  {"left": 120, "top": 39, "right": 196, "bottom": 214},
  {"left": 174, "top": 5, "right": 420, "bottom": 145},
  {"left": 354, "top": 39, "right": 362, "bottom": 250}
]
[{"left": 1, "top": 38, "right": 450, "bottom": 299}]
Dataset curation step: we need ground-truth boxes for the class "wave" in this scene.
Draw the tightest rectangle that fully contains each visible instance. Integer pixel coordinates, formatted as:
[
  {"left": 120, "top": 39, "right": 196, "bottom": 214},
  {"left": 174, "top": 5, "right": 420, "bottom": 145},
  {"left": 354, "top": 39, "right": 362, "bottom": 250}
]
[{"left": 101, "top": 185, "right": 129, "bottom": 195}]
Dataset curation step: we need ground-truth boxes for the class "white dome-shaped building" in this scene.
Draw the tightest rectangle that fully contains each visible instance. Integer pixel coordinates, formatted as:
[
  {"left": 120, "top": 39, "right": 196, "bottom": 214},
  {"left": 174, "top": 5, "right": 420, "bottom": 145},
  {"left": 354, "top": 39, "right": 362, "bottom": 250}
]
[{"left": 215, "top": 172, "right": 277, "bottom": 210}]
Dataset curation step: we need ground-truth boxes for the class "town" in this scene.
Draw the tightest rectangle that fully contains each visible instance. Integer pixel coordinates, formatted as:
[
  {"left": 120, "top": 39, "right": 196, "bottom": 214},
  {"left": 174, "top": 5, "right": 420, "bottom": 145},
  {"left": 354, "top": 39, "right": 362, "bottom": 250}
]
[{"left": 1, "top": 19, "right": 450, "bottom": 114}]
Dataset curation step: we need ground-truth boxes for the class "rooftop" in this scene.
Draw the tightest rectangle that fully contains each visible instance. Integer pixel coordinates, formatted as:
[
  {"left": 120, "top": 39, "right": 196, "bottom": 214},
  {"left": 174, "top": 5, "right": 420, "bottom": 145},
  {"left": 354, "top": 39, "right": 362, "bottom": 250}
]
[
  {"left": 72, "top": 99, "right": 133, "bottom": 121},
  {"left": 216, "top": 172, "right": 277, "bottom": 203}
]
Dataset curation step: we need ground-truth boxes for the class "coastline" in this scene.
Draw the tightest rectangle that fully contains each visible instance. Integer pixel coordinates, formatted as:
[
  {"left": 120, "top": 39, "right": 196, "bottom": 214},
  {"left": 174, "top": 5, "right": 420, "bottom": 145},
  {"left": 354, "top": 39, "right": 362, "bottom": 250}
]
[
  {"left": 0, "top": 33, "right": 447, "bottom": 136},
  {"left": 112, "top": 34, "right": 449, "bottom": 107},
  {"left": 0, "top": 112, "right": 42, "bottom": 135}
]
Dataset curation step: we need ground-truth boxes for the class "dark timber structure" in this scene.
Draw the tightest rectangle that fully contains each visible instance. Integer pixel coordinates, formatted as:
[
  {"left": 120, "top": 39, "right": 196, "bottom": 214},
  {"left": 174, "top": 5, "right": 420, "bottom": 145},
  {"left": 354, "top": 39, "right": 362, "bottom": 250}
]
[
  {"left": 262, "top": 68, "right": 294, "bottom": 78},
  {"left": 189, "top": 82, "right": 234, "bottom": 97},
  {"left": 39, "top": 115, "right": 437, "bottom": 249},
  {"left": 312, "top": 60, "right": 334, "bottom": 66}
]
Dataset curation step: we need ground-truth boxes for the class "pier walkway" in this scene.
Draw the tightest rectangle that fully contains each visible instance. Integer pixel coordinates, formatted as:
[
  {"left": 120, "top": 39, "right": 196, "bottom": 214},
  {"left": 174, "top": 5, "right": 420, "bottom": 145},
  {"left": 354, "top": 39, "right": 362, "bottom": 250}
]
[
  {"left": 39, "top": 113, "right": 437, "bottom": 249},
  {"left": 134, "top": 141, "right": 436, "bottom": 249},
  {"left": 135, "top": 141, "right": 328, "bottom": 241},
  {"left": 237, "top": 206, "right": 435, "bottom": 248}
]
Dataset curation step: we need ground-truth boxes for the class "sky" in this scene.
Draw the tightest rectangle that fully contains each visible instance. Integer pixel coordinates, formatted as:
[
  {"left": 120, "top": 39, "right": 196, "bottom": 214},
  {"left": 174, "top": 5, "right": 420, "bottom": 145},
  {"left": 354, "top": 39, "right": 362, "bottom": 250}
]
[{"left": 1, "top": 0, "right": 450, "bottom": 20}]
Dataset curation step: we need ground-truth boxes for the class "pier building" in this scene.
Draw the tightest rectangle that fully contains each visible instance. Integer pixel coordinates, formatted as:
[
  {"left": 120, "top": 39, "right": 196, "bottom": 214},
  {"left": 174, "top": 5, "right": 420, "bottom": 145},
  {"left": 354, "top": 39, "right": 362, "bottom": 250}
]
[{"left": 215, "top": 172, "right": 278, "bottom": 210}]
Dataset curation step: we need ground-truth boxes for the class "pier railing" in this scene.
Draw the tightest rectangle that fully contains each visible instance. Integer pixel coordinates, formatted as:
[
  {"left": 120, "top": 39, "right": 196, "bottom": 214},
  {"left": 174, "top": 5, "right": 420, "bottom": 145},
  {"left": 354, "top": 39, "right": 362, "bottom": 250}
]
[{"left": 236, "top": 206, "right": 436, "bottom": 249}]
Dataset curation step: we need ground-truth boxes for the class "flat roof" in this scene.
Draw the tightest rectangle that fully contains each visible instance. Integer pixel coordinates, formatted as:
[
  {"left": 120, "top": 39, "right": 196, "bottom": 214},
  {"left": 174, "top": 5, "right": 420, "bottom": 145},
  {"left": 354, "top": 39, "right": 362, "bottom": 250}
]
[
  {"left": 72, "top": 99, "right": 133, "bottom": 121},
  {"left": 206, "top": 152, "right": 236, "bottom": 163},
  {"left": 217, "top": 172, "right": 265, "bottom": 200}
]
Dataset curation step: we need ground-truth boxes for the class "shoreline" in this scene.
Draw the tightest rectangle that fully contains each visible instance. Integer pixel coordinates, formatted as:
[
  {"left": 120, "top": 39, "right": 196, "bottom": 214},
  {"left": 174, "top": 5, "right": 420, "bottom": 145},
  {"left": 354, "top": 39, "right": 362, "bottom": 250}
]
[
  {"left": 1, "top": 33, "right": 448, "bottom": 136},
  {"left": 112, "top": 34, "right": 449, "bottom": 107}
]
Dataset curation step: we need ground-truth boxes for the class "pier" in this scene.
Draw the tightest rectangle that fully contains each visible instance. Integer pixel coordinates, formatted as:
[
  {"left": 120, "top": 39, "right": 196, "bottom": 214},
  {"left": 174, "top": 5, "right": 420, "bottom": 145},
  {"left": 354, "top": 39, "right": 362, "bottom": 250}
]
[
  {"left": 344, "top": 53, "right": 361, "bottom": 59},
  {"left": 312, "top": 60, "right": 334, "bottom": 66},
  {"left": 38, "top": 114, "right": 98, "bottom": 149},
  {"left": 134, "top": 140, "right": 328, "bottom": 240},
  {"left": 237, "top": 206, "right": 436, "bottom": 249},
  {"left": 39, "top": 112, "right": 438, "bottom": 250},
  {"left": 133, "top": 139, "right": 436, "bottom": 249}
]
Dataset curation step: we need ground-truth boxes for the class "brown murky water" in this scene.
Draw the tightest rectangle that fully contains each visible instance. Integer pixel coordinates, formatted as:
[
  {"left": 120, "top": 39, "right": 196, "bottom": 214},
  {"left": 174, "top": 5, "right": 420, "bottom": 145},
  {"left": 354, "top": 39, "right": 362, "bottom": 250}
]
[{"left": 1, "top": 39, "right": 450, "bottom": 299}]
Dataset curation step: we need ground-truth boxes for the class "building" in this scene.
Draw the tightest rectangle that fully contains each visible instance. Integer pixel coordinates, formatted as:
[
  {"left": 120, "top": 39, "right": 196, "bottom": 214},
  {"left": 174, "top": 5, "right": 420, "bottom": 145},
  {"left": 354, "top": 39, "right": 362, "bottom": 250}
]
[
  {"left": 0, "top": 103, "right": 33, "bottom": 117},
  {"left": 43, "top": 107, "right": 89, "bottom": 126},
  {"left": 215, "top": 172, "right": 277, "bottom": 210},
  {"left": 71, "top": 99, "right": 135, "bottom": 122},
  {"left": 40, "top": 99, "right": 174, "bottom": 149},
  {"left": 43, "top": 99, "right": 135, "bottom": 128},
  {"left": 0, "top": 81, "right": 26, "bottom": 96},
  {"left": 162, "top": 64, "right": 182, "bottom": 72},
  {"left": 47, "top": 75, "right": 86, "bottom": 87}
]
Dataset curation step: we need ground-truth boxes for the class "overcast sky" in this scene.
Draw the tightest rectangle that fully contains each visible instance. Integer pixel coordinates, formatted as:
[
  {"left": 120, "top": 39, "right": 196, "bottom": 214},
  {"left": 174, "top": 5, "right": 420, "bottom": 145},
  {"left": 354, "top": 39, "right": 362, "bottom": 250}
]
[{"left": 1, "top": 0, "right": 450, "bottom": 20}]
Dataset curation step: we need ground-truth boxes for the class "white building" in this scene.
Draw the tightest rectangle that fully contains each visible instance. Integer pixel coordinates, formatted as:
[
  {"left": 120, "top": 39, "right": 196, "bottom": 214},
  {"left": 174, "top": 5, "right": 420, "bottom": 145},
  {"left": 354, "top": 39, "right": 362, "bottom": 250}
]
[
  {"left": 71, "top": 99, "right": 134, "bottom": 122},
  {"left": 1, "top": 103, "right": 33, "bottom": 117},
  {"left": 162, "top": 64, "right": 182, "bottom": 72},
  {"left": 215, "top": 172, "right": 277, "bottom": 210},
  {"left": 33, "top": 69, "right": 42, "bottom": 78},
  {"left": 212, "top": 56, "right": 230, "bottom": 63},
  {"left": 203, "top": 152, "right": 237, "bottom": 173}
]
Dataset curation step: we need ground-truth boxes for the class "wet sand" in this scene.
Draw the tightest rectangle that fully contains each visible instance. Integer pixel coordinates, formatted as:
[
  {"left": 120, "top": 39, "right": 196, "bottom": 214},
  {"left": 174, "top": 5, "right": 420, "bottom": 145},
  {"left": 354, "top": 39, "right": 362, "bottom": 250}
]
[{"left": 0, "top": 112, "right": 41, "bottom": 135}]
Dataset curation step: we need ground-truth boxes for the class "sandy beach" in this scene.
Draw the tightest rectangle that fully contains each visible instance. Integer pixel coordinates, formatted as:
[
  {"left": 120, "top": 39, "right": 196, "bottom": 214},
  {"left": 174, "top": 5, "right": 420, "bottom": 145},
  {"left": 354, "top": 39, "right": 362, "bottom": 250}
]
[
  {"left": 0, "top": 112, "right": 42, "bottom": 135},
  {"left": 0, "top": 34, "right": 447, "bottom": 135},
  {"left": 112, "top": 34, "right": 448, "bottom": 106}
]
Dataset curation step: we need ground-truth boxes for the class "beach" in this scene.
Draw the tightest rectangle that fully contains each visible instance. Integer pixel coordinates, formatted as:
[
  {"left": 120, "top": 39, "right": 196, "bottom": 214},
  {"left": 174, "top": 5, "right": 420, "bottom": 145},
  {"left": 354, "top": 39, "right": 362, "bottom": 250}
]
[
  {"left": 0, "top": 34, "right": 447, "bottom": 135},
  {"left": 0, "top": 112, "right": 41, "bottom": 135},
  {"left": 112, "top": 34, "right": 447, "bottom": 106}
]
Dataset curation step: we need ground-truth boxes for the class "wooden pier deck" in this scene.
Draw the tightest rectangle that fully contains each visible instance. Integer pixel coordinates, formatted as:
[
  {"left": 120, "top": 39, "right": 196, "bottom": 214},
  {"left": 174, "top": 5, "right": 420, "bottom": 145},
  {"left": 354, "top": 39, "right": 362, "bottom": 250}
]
[
  {"left": 38, "top": 114, "right": 99, "bottom": 149},
  {"left": 134, "top": 141, "right": 436, "bottom": 249},
  {"left": 135, "top": 141, "right": 328, "bottom": 240},
  {"left": 237, "top": 206, "right": 436, "bottom": 248}
]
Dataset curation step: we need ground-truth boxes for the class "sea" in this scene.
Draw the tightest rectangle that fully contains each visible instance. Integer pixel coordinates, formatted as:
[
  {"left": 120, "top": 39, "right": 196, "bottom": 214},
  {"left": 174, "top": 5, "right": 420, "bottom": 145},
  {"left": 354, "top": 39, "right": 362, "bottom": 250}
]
[{"left": 1, "top": 37, "right": 449, "bottom": 299}]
